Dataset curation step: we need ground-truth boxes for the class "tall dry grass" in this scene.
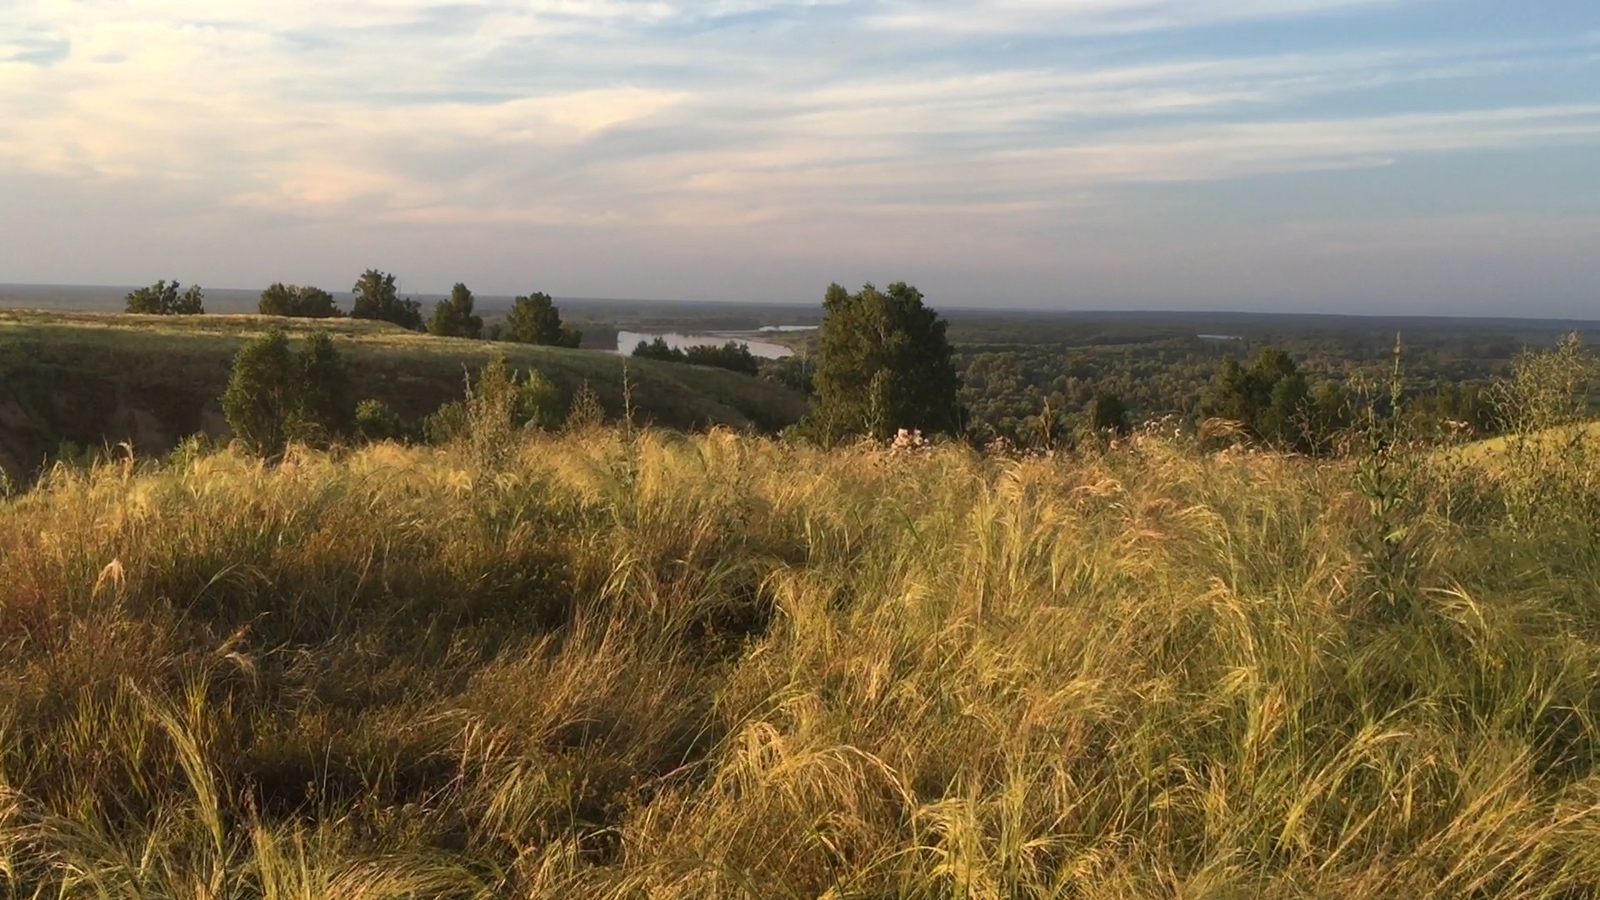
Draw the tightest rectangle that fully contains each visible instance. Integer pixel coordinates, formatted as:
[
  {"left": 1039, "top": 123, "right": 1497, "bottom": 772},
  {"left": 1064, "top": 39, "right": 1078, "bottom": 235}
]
[{"left": 0, "top": 421, "right": 1597, "bottom": 898}]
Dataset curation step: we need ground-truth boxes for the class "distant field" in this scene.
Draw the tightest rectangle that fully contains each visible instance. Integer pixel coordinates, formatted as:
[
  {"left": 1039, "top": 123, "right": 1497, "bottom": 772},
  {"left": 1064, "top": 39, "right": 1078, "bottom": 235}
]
[{"left": 0, "top": 309, "right": 807, "bottom": 476}]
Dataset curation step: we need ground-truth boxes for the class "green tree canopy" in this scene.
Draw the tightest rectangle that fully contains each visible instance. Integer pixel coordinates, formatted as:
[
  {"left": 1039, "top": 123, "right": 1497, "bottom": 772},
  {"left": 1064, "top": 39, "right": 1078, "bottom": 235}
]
[
  {"left": 428, "top": 283, "right": 484, "bottom": 339},
  {"left": 1089, "top": 391, "right": 1131, "bottom": 436},
  {"left": 633, "top": 337, "right": 683, "bottom": 362},
  {"left": 349, "top": 269, "right": 423, "bottom": 331},
  {"left": 800, "top": 281, "right": 959, "bottom": 442},
  {"left": 631, "top": 337, "right": 762, "bottom": 376},
  {"left": 1201, "top": 347, "right": 1345, "bottom": 452},
  {"left": 222, "top": 329, "right": 355, "bottom": 457},
  {"left": 259, "top": 283, "right": 341, "bottom": 318},
  {"left": 505, "top": 291, "right": 581, "bottom": 347},
  {"left": 125, "top": 280, "right": 204, "bottom": 315}
]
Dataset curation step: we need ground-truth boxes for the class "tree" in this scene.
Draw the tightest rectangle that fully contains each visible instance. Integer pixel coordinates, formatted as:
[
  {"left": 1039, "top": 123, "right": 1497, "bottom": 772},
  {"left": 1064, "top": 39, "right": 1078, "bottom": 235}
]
[
  {"left": 1089, "top": 391, "right": 1130, "bottom": 435},
  {"left": 293, "top": 331, "right": 355, "bottom": 440},
  {"left": 685, "top": 342, "right": 761, "bottom": 376},
  {"left": 428, "top": 282, "right": 483, "bottom": 339},
  {"left": 1201, "top": 347, "right": 1323, "bottom": 451},
  {"left": 355, "top": 399, "right": 403, "bottom": 442},
  {"left": 222, "top": 329, "right": 354, "bottom": 456},
  {"left": 800, "top": 282, "right": 959, "bottom": 442},
  {"left": 260, "top": 283, "right": 341, "bottom": 318},
  {"left": 630, "top": 337, "right": 762, "bottom": 376},
  {"left": 349, "top": 269, "right": 423, "bottom": 330},
  {"left": 505, "top": 291, "right": 581, "bottom": 347},
  {"left": 633, "top": 337, "right": 684, "bottom": 362},
  {"left": 126, "top": 280, "right": 204, "bottom": 315},
  {"left": 221, "top": 330, "right": 298, "bottom": 456}
]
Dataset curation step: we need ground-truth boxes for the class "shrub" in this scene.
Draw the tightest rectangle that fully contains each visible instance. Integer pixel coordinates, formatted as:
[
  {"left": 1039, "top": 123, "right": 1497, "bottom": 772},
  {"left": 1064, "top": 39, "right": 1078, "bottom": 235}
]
[
  {"left": 427, "top": 283, "right": 483, "bottom": 339},
  {"left": 632, "top": 337, "right": 684, "bottom": 362},
  {"left": 355, "top": 399, "right": 404, "bottom": 442},
  {"left": 565, "top": 381, "right": 606, "bottom": 430},
  {"left": 349, "top": 269, "right": 423, "bottom": 330},
  {"left": 685, "top": 341, "right": 761, "bottom": 376},
  {"left": 633, "top": 338, "right": 762, "bottom": 376},
  {"left": 505, "top": 291, "right": 582, "bottom": 347},
  {"left": 221, "top": 329, "right": 354, "bottom": 456},
  {"left": 1089, "top": 391, "right": 1130, "bottom": 435},
  {"left": 423, "top": 357, "right": 565, "bottom": 462},
  {"left": 125, "top": 280, "right": 205, "bottom": 315},
  {"left": 259, "top": 283, "right": 341, "bottom": 318}
]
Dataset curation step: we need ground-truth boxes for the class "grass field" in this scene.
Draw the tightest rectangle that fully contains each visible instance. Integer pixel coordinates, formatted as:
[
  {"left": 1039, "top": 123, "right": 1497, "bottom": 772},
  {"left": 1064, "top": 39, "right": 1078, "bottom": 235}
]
[
  {"left": 1, "top": 424, "right": 1596, "bottom": 897},
  {"left": 0, "top": 310, "right": 807, "bottom": 476},
  {"left": 1438, "top": 422, "right": 1600, "bottom": 468}
]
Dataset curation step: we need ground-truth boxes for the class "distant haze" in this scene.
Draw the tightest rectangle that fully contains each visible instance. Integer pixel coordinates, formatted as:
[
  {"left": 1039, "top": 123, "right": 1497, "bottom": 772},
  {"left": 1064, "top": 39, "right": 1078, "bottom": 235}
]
[{"left": 2, "top": 1, "right": 1598, "bottom": 316}]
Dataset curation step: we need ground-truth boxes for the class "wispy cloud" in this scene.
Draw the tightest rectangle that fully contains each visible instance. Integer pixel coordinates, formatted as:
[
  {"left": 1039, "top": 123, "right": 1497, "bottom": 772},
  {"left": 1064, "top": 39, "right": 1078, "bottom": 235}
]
[
  {"left": 1, "top": 0, "right": 1597, "bottom": 308},
  {"left": 868, "top": 0, "right": 1411, "bottom": 34}
]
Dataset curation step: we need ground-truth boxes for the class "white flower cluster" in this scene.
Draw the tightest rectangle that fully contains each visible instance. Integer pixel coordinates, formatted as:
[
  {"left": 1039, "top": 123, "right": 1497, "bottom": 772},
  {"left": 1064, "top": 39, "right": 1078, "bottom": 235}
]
[{"left": 890, "top": 428, "right": 931, "bottom": 453}]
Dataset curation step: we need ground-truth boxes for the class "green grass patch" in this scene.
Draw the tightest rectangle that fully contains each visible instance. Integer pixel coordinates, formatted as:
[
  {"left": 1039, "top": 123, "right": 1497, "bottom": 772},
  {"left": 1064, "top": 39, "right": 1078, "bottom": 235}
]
[{"left": 0, "top": 310, "right": 806, "bottom": 475}]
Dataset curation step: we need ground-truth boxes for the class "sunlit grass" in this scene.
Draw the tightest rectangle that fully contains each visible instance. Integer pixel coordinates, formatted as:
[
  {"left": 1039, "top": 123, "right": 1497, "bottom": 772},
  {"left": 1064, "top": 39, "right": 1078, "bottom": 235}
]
[
  {"left": 1, "top": 426, "right": 1597, "bottom": 898},
  {"left": 0, "top": 312, "right": 807, "bottom": 475}
]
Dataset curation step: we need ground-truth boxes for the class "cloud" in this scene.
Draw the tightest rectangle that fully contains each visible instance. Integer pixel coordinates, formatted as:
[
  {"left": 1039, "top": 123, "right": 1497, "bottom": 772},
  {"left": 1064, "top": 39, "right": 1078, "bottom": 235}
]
[
  {"left": 867, "top": 0, "right": 1409, "bottom": 35},
  {"left": 0, "top": 0, "right": 1598, "bottom": 308}
]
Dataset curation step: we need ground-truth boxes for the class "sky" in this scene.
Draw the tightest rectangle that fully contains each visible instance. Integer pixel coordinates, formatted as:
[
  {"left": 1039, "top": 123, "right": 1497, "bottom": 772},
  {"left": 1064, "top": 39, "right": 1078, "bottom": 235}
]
[{"left": 2, "top": 0, "right": 1599, "bottom": 315}]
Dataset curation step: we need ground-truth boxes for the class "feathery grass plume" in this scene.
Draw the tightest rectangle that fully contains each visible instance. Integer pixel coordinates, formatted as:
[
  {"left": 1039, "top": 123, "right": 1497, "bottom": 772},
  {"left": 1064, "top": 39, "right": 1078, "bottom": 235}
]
[{"left": 0, "top": 414, "right": 1597, "bottom": 897}]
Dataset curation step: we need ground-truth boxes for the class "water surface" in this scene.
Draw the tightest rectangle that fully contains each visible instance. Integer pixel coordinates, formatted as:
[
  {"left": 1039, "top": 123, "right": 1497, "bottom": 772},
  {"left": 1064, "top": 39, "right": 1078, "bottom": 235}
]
[{"left": 616, "top": 330, "right": 793, "bottom": 359}]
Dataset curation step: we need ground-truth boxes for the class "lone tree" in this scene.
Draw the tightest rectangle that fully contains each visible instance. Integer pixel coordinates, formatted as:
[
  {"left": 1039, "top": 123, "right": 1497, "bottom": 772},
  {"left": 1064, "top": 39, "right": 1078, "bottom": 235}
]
[
  {"left": 349, "top": 269, "right": 423, "bottom": 331},
  {"left": 259, "top": 283, "right": 341, "bottom": 318},
  {"left": 505, "top": 291, "right": 581, "bottom": 347},
  {"left": 428, "top": 282, "right": 483, "bottom": 339},
  {"left": 800, "top": 281, "right": 959, "bottom": 442},
  {"left": 126, "top": 280, "right": 204, "bottom": 315},
  {"left": 222, "top": 329, "right": 355, "bottom": 456}
]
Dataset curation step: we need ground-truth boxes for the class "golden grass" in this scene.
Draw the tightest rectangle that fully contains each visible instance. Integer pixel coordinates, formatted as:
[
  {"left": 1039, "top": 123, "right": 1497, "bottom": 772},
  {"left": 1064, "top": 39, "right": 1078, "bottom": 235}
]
[
  {"left": 1439, "top": 421, "right": 1600, "bottom": 468},
  {"left": 1, "top": 429, "right": 1597, "bottom": 898}
]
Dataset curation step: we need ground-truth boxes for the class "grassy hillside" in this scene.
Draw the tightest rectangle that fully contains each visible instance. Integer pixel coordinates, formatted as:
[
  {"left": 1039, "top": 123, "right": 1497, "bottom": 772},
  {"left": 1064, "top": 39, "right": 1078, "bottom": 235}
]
[
  {"left": 1440, "top": 421, "right": 1600, "bottom": 468},
  {"left": 0, "top": 310, "right": 807, "bottom": 476},
  {"left": 1, "top": 427, "right": 1597, "bottom": 897}
]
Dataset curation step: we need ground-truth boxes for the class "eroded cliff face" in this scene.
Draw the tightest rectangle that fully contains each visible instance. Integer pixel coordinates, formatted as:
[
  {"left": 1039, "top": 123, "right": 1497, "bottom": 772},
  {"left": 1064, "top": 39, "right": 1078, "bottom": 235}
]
[{"left": 0, "top": 379, "right": 229, "bottom": 481}]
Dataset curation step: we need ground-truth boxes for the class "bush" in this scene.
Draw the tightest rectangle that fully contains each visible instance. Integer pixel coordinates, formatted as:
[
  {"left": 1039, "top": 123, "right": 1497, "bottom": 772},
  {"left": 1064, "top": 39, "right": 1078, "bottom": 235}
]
[
  {"left": 221, "top": 329, "right": 354, "bottom": 456},
  {"left": 685, "top": 341, "right": 761, "bottom": 376},
  {"left": 259, "top": 283, "right": 341, "bottom": 318},
  {"left": 355, "top": 399, "right": 404, "bottom": 442},
  {"left": 505, "top": 292, "right": 582, "bottom": 347},
  {"left": 423, "top": 357, "right": 565, "bottom": 462},
  {"left": 632, "top": 337, "right": 684, "bottom": 362},
  {"left": 427, "top": 283, "right": 484, "bottom": 339},
  {"left": 126, "top": 280, "right": 205, "bottom": 315},
  {"left": 632, "top": 338, "right": 761, "bottom": 376},
  {"left": 1089, "top": 391, "right": 1130, "bottom": 435},
  {"left": 565, "top": 380, "right": 606, "bottom": 430},
  {"left": 349, "top": 269, "right": 423, "bottom": 330}
]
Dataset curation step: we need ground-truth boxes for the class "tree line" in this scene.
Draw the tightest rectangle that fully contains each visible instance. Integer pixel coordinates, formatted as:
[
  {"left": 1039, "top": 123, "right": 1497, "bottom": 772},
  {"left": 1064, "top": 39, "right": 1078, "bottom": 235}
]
[
  {"left": 632, "top": 337, "right": 762, "bottom": 376},
  {"left": 209, "top": 272, "right": 1582, "bottom": 460},
  {"left": 124, "top": 270, "right": 582, "bottom": 348}
]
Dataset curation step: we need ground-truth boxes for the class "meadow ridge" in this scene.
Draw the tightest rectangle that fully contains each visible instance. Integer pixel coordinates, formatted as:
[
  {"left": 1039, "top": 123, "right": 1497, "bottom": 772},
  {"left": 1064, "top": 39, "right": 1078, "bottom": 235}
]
[
  {"left": 0, "top": 421, "right": 1596, "bottom": 898},
  {"left": 0, "top": 310, "right": 807, "bottom": 477}
]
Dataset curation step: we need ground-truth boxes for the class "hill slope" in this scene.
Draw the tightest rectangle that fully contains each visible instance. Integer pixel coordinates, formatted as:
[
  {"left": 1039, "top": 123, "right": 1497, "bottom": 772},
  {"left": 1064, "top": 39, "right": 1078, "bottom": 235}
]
[{"left": 0, "top": 310, "right": 806, "bottom": 475}]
